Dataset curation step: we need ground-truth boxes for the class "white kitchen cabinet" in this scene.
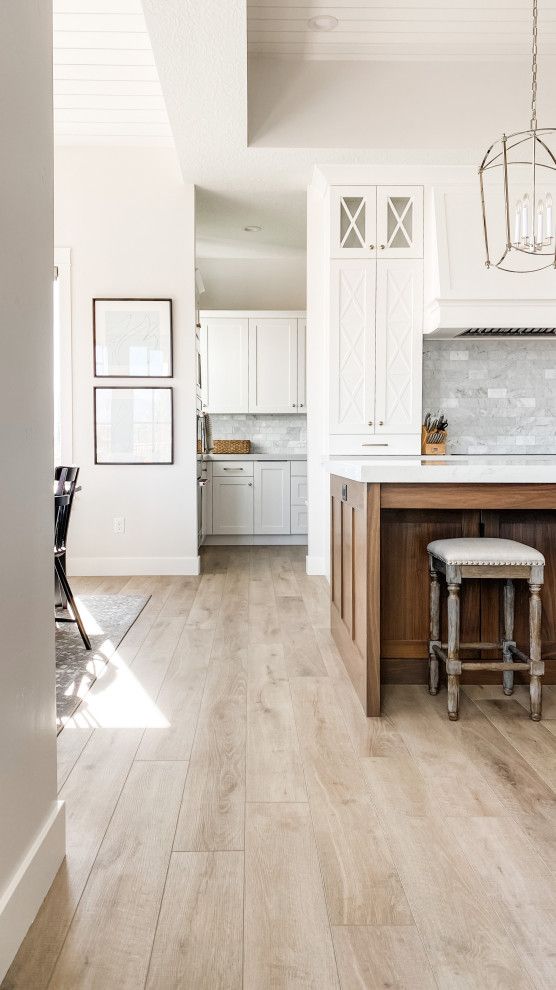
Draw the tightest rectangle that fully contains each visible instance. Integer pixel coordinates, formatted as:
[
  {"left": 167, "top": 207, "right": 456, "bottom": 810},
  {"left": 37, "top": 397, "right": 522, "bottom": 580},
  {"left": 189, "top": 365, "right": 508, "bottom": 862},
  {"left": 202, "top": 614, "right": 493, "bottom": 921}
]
[
  {"left": 290, "top": 466, "right": 308, "bottom": 535},
  {"left": 254, "top": 461, "right": 291, "bottom": 535},
  {"left": 201, "top": 462, "right": 212, "bottom": 539},
  {"left": 375, "top": 260, "right": 423, "bottom": 435},
  {"left": 199, "top": 311, "right": 306, "bottom": 414},
  {"left": 200, "top": 317, "right": 249, "bottom": 413},
  {"left": 330, "top": 187, "right": 377, "bottom": 258},
  {"left": 212, "top": 475, "right": 253, "bottom": 535},
  {"left": 297, "top": 319, "right": 306, "bottom": 412},
  {"left": 329, "top": 260, "right": 376, "bottom": 435},
  {"left": 376, "top": 186, "right": 423, "bottom": 259},
  {"left": 248, "top": 318, "right": 298, "bottom": 414}
]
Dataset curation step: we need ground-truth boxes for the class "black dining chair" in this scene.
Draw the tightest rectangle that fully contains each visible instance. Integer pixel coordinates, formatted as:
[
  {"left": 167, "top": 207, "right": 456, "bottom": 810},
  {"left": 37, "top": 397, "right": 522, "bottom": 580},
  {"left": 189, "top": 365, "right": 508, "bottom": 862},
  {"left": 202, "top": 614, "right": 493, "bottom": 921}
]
[{"left": 54, "top": 467, "right": 91, "bottom": 650}]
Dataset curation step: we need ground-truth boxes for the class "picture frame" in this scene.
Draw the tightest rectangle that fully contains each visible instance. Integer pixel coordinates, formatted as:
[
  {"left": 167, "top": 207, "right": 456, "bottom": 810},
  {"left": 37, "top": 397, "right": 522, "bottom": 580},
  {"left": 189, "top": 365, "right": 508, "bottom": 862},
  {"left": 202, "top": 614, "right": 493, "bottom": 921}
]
[
  {"left": 93, "top": 298, "right": 173, "bottom": 378},
  {"left": 94, "top": 387, "right": 173, "bottom": 465}
]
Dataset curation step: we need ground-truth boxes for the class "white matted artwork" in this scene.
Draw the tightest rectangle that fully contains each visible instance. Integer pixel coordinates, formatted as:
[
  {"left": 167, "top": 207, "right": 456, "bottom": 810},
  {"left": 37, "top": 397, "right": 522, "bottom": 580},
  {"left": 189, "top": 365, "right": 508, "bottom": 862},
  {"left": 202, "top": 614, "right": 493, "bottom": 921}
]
[
  {"left": 94, "top": 387, "right": 173, "bottom": 464},
  {"left": 93, "top": 298, "right": 173, "bottom": 377}
]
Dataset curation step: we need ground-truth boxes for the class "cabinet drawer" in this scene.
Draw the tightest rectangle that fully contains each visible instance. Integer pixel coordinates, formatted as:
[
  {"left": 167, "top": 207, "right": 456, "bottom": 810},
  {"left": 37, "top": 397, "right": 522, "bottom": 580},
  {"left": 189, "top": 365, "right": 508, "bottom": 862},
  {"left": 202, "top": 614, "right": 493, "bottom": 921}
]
[
  {"left": 291, "top": 504, "right": 308, "bottom": 535},
  {"left": 291, "top": 460, "right": 307, "bottom": 477},
  {"left": 328, "top": 434, "right": 421, "bottom": 456},
  {"left": 212, "top": 460, "right": 254, "bottom": 477},
  {"left": 291, "top": 475, "right": 308, "bottom": 507}
]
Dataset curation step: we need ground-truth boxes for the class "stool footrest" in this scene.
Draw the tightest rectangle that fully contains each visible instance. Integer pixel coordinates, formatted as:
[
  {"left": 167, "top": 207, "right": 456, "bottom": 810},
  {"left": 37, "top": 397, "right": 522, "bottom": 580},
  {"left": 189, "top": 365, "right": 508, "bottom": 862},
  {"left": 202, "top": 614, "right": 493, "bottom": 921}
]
[
  {"left": 507, "top": 643, "right": 530, "bottom": 665},
  {"left": 441, "top": 641, "right": 501, "bottom": 651},
  {"left": 461, "top": 662, "right": 530, "bottom": 672}
]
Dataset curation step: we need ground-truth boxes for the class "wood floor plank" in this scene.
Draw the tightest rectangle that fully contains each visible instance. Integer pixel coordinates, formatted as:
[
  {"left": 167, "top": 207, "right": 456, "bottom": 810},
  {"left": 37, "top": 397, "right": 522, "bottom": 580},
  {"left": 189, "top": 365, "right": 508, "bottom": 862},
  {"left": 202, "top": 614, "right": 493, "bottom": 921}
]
[
  {"left": 47, "top": 760, "right": 187, "bottom": 990},
  {"left": 174, "top": 660, "right": 246, "bottom": 851},
  {"left": 472, "top": 698, "right": 556, "bottom": 791},
  {"left": 382, "top": 685, "right": 507, "bottom": 817},
  {"left": 332, "top": 925, "right": 437, "bottom": 990},
  {"left": 277, "top": 597, "right": 328, "bottom": 677},
  {"left": 248, "top": 601, "right": 282, "bottom": 645},
  {"left": 450, "top": 816, "right": 556, "bottom": 990},
  {"left": 244, "top": 802, "right": 339, "bottom": 990},
  {"left": 56, "top": 725, "right": 94, "bottom": 790},
  {"left": 270, "top": 553, "right": 299, "bottom": 597},
  {"left": 187, "top": 573, "right": 226, "bottom": 629},
  {"left": 4, "top": 729, "right": 143, "bottom": 989},
  {"left": 210, "top": 590, "right": 249, "bottom": 661},
  {"left": 290, "top": 677, "right": 412, "bottom": 926},
  {"left": 386, "top": 815, "right": 536, "bottom": 989},
  {"left": 136, "top": 627, "right": 212, "bottom": 761},
  {"left": 246, "top": 643, "right": 306, "bottom": 803},
  {"left": 157, "top": 575, "right": 200, "bottom": 619},
  {"left": 145, "top": 852, "right": 243, "bottom": 990}
]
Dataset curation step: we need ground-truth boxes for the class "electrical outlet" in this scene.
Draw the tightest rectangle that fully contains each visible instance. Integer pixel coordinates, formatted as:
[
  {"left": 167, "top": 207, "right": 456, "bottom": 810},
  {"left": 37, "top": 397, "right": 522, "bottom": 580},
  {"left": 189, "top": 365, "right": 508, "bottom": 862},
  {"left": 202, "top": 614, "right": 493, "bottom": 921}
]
[{"left": 113, "top": 516, "right": 125, "bottom": 535}]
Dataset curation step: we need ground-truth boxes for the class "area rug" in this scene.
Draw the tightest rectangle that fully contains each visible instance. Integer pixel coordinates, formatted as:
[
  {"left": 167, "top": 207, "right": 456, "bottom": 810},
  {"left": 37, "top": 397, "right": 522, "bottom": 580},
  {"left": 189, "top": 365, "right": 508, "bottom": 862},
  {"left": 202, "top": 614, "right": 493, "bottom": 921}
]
[{"left": 56, "top": 594, "right": 150, "bottom": 728}]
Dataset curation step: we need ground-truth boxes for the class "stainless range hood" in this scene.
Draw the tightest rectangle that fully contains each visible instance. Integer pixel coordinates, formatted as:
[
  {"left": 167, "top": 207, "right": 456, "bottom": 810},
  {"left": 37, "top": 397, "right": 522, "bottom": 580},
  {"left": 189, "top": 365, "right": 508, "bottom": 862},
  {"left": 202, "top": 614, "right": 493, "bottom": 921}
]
[{"left": 424, "top": 187, "right": 556, "bottom": 338}]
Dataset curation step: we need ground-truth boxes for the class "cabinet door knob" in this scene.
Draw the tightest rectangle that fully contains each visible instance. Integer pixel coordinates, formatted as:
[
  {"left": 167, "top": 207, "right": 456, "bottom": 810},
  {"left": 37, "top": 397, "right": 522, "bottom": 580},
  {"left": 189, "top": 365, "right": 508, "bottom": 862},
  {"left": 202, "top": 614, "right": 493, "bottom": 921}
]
[
  {"left": 292, "top": 403, "right": 296, "bottom": 408},
  {"left": 369, "top": 244, "right": 375, "bottom": 250},
  {"left": 378, "top": 420, "right": 384, "bottom": 426},
  {"left": 248, "top": 482, "right": 253, "bottom": 487},
  {"left": 380, "top": 244, "right": 385, "bottom": 250},
  {"left": 368, "top": 420, "right": 373, "bottom": 426},
  {"left": 300, "top": 403, "right": 304, "bottom": 407}
]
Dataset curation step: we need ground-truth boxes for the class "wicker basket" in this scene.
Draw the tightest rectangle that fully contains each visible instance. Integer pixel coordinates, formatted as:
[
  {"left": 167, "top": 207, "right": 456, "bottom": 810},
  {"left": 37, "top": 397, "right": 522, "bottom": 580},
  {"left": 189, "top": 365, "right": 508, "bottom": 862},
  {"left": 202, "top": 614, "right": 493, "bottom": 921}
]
[{"left": 212, "top": 438, "right": 251, "bottom": 455}]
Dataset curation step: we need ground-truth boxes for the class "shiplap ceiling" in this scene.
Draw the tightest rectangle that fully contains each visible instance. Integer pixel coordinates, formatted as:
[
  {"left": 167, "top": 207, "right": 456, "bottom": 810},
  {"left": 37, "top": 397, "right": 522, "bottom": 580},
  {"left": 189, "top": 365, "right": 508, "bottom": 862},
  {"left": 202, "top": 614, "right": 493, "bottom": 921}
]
[
  {"left": 247, "top": 0, "right": 556, "bottom": 60},
  {"left": 54, "top": 0, "right": 173, "bottom": 144}
]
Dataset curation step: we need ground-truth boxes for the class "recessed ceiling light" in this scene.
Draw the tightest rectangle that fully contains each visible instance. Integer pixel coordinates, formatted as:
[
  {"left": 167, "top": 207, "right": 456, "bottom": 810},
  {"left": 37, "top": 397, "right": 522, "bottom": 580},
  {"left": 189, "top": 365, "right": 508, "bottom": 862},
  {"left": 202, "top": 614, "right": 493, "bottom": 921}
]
[
  {"left": 307, "top": 15, "right": 339, "bottom": 32},
  {"left": 244, "top": 225, "right": 262, "bottom": 232}
]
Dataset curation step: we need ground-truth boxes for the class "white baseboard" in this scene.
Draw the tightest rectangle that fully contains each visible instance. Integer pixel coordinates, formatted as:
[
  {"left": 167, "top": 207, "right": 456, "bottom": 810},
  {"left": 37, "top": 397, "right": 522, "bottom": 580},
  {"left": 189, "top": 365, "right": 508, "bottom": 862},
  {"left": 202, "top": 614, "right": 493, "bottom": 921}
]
[
  {"left": 305, "top": 555, "right": 327, "bottom": 576},
  {"left": 68, "top": 556, "right": 201, "bottom": 577},
  {"left": 202, "top": 535, "right": 308, "bottom": 547},
  {"left": 0, "top": 800, "right": 65, "bottom": 983}
]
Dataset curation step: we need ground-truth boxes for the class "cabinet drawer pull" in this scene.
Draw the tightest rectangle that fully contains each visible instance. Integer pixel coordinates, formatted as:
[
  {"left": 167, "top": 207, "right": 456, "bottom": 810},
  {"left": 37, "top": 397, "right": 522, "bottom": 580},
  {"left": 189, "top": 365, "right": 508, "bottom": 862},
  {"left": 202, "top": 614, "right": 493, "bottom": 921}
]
[
  {"left": 362, "top": 443, "right": 389, "bottom": 447},
  {"left": 223, "top": 467, "right": 243, "bottom": 471}
]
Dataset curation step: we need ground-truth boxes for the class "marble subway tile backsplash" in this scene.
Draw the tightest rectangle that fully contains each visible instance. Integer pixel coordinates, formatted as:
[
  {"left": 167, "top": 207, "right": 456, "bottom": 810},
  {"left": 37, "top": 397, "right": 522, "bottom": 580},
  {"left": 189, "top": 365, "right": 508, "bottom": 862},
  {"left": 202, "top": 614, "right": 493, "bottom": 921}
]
[
  {"left": 423, "top": 339, "right": 556, "bottom": 454},
  {"left": 207, "top": 414, "right": 307, "bottom": 454}
]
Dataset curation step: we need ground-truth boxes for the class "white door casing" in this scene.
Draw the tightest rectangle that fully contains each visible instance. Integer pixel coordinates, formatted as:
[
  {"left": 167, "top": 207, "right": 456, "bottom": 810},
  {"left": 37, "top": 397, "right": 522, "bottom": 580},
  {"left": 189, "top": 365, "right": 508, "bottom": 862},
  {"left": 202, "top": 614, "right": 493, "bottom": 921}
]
[
  {"left": 376, "top": 186, "right": 424, "bottom": 259},
  {"left": 212, "top": 476, "right": 253, "bottom": 535},
  {"left": 297, "top": 318, "right": 307, "bottom": 412},
  {"left": 330, "top": 260, "right": 376, "bottom": 435},
  {"left": 248, "top": 318, "right": 298, "bottom": 413},
  {"left": 200, "top": 318, "right": 249, "bottom": 413},
  {"left": 254, "top": 461, "right": 291, "bottom": 535},
  {"left": 330, "top": 187, "right": 377, "bottom": 259},
  {"left": 375, "top": 260, "right": 423, "bottom": 435}
]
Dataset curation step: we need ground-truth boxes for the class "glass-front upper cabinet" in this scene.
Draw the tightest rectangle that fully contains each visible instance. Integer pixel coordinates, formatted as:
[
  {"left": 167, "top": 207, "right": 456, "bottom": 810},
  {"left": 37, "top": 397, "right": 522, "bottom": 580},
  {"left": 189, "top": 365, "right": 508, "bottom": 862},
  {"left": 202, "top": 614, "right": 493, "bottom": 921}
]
[
  {"left": 377, "top": 186, "right": 423, "bottom": 259},
  {"left": 330, "top": 187, "right": 377, "bottom": 258},
  {"left": 330, "top": 185, "right": 423, "bottom": 259}
]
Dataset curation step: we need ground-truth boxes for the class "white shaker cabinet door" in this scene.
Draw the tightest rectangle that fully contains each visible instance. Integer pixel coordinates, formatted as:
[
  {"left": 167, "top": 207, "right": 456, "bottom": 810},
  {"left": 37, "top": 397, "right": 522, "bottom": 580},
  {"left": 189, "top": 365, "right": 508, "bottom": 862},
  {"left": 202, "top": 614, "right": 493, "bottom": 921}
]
[
  {"left": 200, "top": 317, "right": 249, "bottom": 413},
  {"left": 329, "top": 260, "right": 376, "bottom": 435},
  {"left": 374, "top": 260, "right": 423, "bottom": 436},
  {"left": 248, "top": 318, "right": 298, "bottom": 413},
  {"left": 376, "top": 186, "right": 423, "bottom": 259},
  {"left": 330, "top": 187, "right": 377, "bottom": 259},
  {"left": 212, "top": 476, "right": 253, "bottom": 535},
  {"left": 254, "top": 461, "right": 291, "bottom": 535}
]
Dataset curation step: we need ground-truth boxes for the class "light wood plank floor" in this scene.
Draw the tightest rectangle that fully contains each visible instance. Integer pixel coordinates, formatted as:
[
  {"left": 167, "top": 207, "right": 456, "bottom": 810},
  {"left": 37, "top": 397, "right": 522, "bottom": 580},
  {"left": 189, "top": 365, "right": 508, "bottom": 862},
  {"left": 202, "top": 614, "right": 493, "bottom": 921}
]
[{"left": 3, "top": 547, "right": 556, "bottom": 990}]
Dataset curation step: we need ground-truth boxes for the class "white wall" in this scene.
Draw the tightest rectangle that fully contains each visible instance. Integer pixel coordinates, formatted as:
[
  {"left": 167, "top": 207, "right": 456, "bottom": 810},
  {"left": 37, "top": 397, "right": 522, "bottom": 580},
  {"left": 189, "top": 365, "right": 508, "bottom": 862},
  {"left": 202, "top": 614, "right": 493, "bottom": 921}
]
[
  {"left": 0, "top": 2, "right": 65, "bottom": 980},
  {"left": 197, "top": 256, "right": 306, "bottom": 309},
  {"left": 55, "top": 147, "right": 198, "bottom": 575}
]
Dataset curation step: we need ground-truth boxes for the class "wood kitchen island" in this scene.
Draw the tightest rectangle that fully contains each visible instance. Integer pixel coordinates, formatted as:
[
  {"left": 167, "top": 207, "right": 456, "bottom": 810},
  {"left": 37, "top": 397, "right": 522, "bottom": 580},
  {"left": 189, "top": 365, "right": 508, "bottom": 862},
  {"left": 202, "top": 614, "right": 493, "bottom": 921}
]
[{"left": 329, "top": 457, "right": 556, "bottom": 716}]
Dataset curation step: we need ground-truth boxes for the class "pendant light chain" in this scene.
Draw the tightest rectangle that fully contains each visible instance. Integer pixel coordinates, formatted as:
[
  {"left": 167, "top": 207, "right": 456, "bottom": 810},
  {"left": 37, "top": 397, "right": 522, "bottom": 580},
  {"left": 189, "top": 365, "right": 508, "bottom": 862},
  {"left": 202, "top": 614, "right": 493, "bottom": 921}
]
[{"left": 531, "top": 0, "right": 538, "bottom": 131}]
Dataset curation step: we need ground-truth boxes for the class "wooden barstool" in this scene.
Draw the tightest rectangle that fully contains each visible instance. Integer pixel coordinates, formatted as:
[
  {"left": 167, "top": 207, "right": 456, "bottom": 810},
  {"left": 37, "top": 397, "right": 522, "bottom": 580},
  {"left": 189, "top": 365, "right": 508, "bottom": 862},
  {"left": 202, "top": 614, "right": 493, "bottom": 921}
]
[{"left": 427, "top": 538, "right": 545, "bottom": 721}]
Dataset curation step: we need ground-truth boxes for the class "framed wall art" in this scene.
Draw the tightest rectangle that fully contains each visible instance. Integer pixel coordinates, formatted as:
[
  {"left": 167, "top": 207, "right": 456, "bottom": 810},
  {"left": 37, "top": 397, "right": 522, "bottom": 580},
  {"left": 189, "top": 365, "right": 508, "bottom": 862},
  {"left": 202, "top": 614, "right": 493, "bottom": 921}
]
[
  {"left": 93, "top": 298, "right": 173, "bottom": 377},
  {"left": 94, "top": 387, "right": 173, "bottom": 464}
]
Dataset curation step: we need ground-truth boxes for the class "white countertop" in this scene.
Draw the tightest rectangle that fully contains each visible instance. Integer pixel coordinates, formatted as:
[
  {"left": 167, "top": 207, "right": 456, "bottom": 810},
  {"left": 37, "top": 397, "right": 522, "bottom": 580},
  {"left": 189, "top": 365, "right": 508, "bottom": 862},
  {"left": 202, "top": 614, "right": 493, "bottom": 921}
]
[
  {"left": 205, "top": 452, "right": 307, "bottom": 461},
  {"left": 327, "top": 455, "right": 556, "bottom": 484}
]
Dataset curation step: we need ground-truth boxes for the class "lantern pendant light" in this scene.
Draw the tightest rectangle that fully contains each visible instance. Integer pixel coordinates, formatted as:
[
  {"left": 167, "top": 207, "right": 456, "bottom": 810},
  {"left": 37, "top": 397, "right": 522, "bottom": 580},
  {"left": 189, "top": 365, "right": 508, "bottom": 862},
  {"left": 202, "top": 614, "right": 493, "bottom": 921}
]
[{"left": 479, "top": 0, "right": 556, "bottom": 272}]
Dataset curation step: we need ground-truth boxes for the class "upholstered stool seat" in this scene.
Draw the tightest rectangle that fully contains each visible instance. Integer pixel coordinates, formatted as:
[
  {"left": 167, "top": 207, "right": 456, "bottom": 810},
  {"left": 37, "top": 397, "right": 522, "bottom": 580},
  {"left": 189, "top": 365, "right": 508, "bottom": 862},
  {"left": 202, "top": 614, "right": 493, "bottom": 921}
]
[
  {"left": 427, "top": 537, "right": 545, "bottom": 722},
  {"left": 428, "top": 538, "right": 545, "bottom": 568}
]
